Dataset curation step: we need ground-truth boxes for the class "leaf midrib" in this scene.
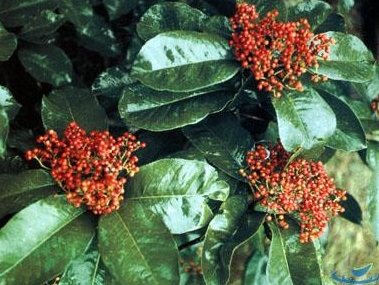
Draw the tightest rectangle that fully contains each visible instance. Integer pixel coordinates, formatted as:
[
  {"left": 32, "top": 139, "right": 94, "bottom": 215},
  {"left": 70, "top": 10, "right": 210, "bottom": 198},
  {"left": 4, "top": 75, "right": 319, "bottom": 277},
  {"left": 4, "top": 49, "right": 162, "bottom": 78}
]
[{"left": 115, "top": 212, "right": 157, "bottom": 285}]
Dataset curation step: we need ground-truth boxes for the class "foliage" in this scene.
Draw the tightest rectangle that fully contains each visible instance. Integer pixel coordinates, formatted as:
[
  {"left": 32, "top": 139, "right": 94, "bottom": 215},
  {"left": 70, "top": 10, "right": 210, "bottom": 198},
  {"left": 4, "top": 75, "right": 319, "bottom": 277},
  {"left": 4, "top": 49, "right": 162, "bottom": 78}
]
[{"left": 0, "top": 0, "right": 376, "bottom": 284}]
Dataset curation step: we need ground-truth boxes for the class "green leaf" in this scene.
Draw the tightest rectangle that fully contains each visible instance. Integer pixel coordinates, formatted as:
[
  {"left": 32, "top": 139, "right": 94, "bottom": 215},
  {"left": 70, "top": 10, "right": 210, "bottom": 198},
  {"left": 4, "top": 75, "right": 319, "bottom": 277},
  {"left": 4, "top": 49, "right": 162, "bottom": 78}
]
[
  {"left": 18, "top": 45, "right": 74, "bottom": 87},
  {"left": 127, "top": 158, "right": 229, "bottom": 234},
  {"left": 59, "top": 236, "right": 117, "bottom": 285},
  {"left": 0, "top": 86, "right": 20, "bottom": 156},
  {"left": 272, "top": 88, "right": 336, "bottom": 151},
  {"left": 352, "top": 63, "right": 379, "bottom": 101},
  {"left": 0, "top": 23, "right": 17, "bottom": 61},
  {"left": 338, "top": 192, "right": 362, "bottom": 225},
  {"left": 0, "top": 0, "right": 58, "bottom": 27},
  {"left": 137, "top": 2, "right": 208, "bottom": 41},
  {"left": 76, "top": 15, "right": 121, "bottom": 57},
  {"left": 287, "top": 0, "right": 332, "bottom": 30},
  {"left": 18, "top": 10, "right": 65, "bottom": 44},
  {"left": 321, "top": 94, "right": 366, "bottom": 151},
  {"left": 311, "top": 32, "right": 375, "bottom": 83},
  {"left": 202, "top": 195, "right": 265, "bottom": 285},
  {"left": 41, "top": 86, "right": 108, "bottom": 135},
  {"left": 92, "top": 66, "right": 134, "bottom": 98},
  {"left": 98, "top": 202, "right": 179, "bottom": 285},
  {"left": 338, "top": 0, "right": 355, "bottom": 15},
  {"left": 58, "top": 0, "right": 121, "bottom": 57},
  {"left": 118, "top": 83, "right": 233, "bottom": 131},
  {"left": 183, "top": 113, "right": 254, "bottom": 180},
  {"left": 0, "top": 169, "right": 56, "bottom": 219},
  {"left": 104, "top": 0, "right": 137, "bottom": 21},
  {"left": 201, "top": 15, "right": 232, "bottom": 38},
  {"left": 267, "top": 221, "right": 324, "bottom": 285},
  {"left": 131, "top": 31, "right": 239, "bottom": 92},
  {"left": 0, "top": 195, "right": 96, "bottom": 285},
  {"left": 314, "top": 13, "right": 346, "bottom": 33}
]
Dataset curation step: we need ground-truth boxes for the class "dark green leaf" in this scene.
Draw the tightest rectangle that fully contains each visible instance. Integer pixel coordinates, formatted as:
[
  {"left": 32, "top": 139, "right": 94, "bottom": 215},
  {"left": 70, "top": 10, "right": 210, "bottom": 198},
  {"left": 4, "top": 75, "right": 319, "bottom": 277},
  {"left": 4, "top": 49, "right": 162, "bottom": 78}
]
[
  {"left": 18, "top": 10, "right": 65, "bottom": 44},
  {"left": 18, "top": 45, "right": 74, "bottom": 87},
  {"left": 352, "top": 63, "right": 379, "bottom": 101},
  {"left": 118, "top": 83, "right": 233, "bottom": 131},
  {"left": 273, "top": 88, "right": 336, "bottom": 151},
  {"left": 92, "top": 66, "right": 134, "bottom": 98},
  {"left": 104, "top": 0, "right": 137, "bottom": 21},
  {"left": 287, "top": 0, "right": 332, "bottom": 30},
  {"left": 311, "top": 32, "right": 375, "bottom": 83},
  {"left": 0, "top": 0, "right": 58, "bottom": 27},
  {"left": 244, "top": 250, "right": 268, "bottom": 285},
  {"left": 0, "top": 195, "right": 96, "bottom": 285},
  {"left": 201, "top": 15, "right": 232, "bottom": 38},
  {"left": 59, "top": 236, "right": 117, "bottom": 285},
  {"left": 98, "top": 202, "right": 179, "bottom": 285},
  {"left": 267, "top": 221, "right": 324, "bottom": 285},
  {"left": 131, "top": 31, "right": 240, "bottom": 92},
  {"left": 137, "top": 2, "right": 208, "bottom": 41},
  {"left": 0, "top": 23, "right": 17, "bottom": 61},
  {"left": 314, "top": 12, "right": 346, "bottom": 33},
  {"left": 76, "top": 15, "right": 121, "bottom": 57},
  {"left": 58, "top": 0, "right": 121, "bottom": 57},
  {"left": 339, "top": 192, "right": 362, "bottom": 225},
  {"left": 0, "top": 86, "right": 20, "bottom": 156},
  {"left": 58, "top": 0, "right": 92, "bottom": 27},
  {"left": 183, "top": 113, "right": 254, "bottom": 180},
  {"left": 318, "top": 93, "right": 366, "bottom": 151},
  {"left": 41, "top": 86, "right": 108, "bottom": 135},
  {"left": 127, "top": 158, "right": 229, "bottom": 234},
  {"left": 0, "top": 169, "right": 56, "bottom": 219},
  {"left": 202, "top": 195, "right": 265, "bottom": 285}
]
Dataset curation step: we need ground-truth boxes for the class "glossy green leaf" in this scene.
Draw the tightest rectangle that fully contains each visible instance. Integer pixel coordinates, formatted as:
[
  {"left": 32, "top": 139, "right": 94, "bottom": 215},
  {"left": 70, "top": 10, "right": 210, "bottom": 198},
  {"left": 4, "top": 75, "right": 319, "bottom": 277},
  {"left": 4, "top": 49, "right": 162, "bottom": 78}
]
[
  {"left": 104, "top": 0, "right": 137, "bottom": 20},
  {"left": 0, "top": 23, "right": 17, "bottom": 61},
  {"left": 0, "top": 0, "right": 58, "bottom": 27},
  {"left": 131, "top": 31, "right": 240, "bottom": 92},
  {"left": 76, "top": 16, "right": 121, "bottom": 57},
  {"left": 41, "top": 86, "right": 108, "bottom": 135},
  {"left": 317, "top": 93, "right": 366, "bottom": 151},
  {"left": 202, "top": 195, "right": 265, "bottom": 285},
  {"left": 0, "top": 195, "right": 96, "bottom": 285},
  {"left": 0, "top": 86, "right": 20, "bottom": 156},
  {"left": 201, "top": 15, "right": 232, "bottom": 38},
  {"left": 18, "top": 45, "right": 74, "bottom": 87},
  {"left": 92, "top": 66, "right": 134, "bottom": 98},
  {"left": 352, "top": 63, "right": 379, "bottom": 101},
  {"left": 183, "top": 113, "right": 254, "bottom": 180},
  {"left": 118, "top": 83, "right": 233, "bottom": 131},
  {"left": 98, "top": 202, "right": 179, "bottom": 285},
  {"left": 59, "top": 236, "right": 117, "bottom": 285},
  {"left": 58, "top": 0, "right": 121, "bottom": 57},
  {"left": 311, "top": 32, "right": 375, "bottom": 83},
  {"left": 0, "top": 169, "right": 56, "bottom": 219},
  {"left": 272, "top": 88, "right": 336, "bottom": 151},
  {"left": 287, "top": 0, "right": 332, "bottom": 30},
  {"left": 267, "top": 221, "right": 324, "bottom": 285},
  {"left": 127, "top": 158, "right": 229, "bottom": 234},
  {"left": 137, "top": 2, "right": 208, "bottom": 41},
  {"left": 314, "top": 13, "right": 346, "bottom": 33},
  {"left": 18, "top": 10, "right": 65, "bottom": 43}
]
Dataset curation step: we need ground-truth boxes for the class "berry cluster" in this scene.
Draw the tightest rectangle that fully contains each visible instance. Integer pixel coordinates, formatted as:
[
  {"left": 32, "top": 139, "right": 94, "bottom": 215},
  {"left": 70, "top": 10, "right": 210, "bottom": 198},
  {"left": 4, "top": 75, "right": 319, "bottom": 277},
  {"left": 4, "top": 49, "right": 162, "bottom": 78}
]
[
  {"left": 240, "top": 141, "right": 346, "bottom": 243},
  {"left": 229, "top": 3, "right": 334, "bottom": 97},
  {"left": 25, "top": 122, "right": 146, "bottom": 214}
]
